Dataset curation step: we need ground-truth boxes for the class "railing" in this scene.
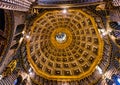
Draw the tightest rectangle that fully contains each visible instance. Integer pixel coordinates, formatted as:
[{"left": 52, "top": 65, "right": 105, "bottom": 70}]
[
  {"left": 0, "top": 74, "right": 17, "bottom": 85},
  {"left": 0, "top": 0, "right": 33, "bottom": 11},
  {"left": 112, "top": 0, "right": 120, "bottom": 6}
]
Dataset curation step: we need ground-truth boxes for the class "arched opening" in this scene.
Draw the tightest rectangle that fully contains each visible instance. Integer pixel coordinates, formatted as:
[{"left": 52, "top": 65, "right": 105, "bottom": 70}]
[{"left": 0, "top": 9, "right": 5, "bottom": 32}]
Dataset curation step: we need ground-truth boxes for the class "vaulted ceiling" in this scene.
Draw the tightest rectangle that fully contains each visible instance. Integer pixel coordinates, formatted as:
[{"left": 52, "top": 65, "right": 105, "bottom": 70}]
[
  {"left": 20, "top": 7, "right": 114, "bottom": 84},
  {"left": 0, "top": 0, "right": 120, "bottom": 85}
]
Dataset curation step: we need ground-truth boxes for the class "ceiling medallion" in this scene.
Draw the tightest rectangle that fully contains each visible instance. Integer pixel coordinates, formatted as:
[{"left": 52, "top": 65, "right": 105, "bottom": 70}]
[{"left": 26, "top": 9, "right": 104, "bottom": 81}]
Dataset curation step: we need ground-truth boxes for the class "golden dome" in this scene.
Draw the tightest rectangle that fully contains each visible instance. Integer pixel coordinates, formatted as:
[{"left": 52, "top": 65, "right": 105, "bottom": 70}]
[{"left": 26, "top": 9, "right": 104, "bottom": 81}]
